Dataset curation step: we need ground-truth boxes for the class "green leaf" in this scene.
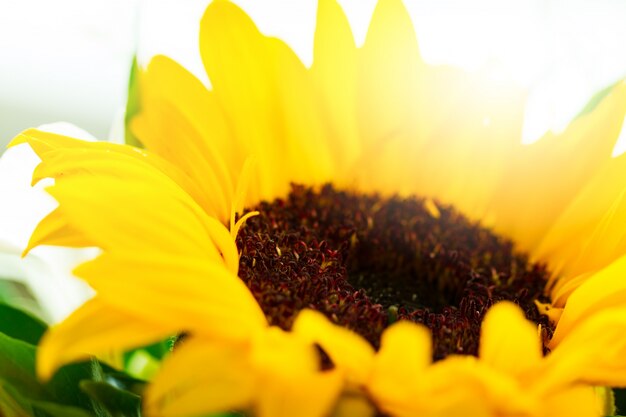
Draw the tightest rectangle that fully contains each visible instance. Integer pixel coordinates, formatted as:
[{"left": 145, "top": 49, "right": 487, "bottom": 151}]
[
  {"left": 574, "top": 81, "right": 620, "bottom": 120},
  {"left": 103, "top": 372, "right": 146, "bottom": 397},
  {"left": 30, "top": 400, "right": 93, "bottom": 417},
  {"left": 614, "top": 387, "right": 626, "bottom": 416},
  {"left": 0, "top": 333, "right": 46, "bottom": 400},
  {"left": 124, "top": 56, "right": 143, "bottom": 148},
  {"left": 45, "top": 360, "right": 103, "bottom": 411},
  {"left": 0, "top": 379, "right": 93, "bottom": 417},
  {"left": 0, "top": 332, "right": 109, "bottom": 415},
  {"left": 80, "top": 381, "right": 141, "bottom": 417},
  {"left": 0, "top": 381, "right": 32, "bottom": 417},
  {"left": 0, "top": 302, "right": 48, "bottom": 345}
]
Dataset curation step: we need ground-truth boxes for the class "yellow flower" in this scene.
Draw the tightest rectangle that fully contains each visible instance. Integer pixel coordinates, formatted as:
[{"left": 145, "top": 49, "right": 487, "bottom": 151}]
[{"left": 10, "top": 0, "right": 626, "bottom": 416}]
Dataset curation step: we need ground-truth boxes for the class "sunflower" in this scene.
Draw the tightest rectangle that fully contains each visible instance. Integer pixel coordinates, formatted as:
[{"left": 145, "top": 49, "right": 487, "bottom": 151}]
[{"left": 10, "top": 0, "right": 626, "bottom": 416}]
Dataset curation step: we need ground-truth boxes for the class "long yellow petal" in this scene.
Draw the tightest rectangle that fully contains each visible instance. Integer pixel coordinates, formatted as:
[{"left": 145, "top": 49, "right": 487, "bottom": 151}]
[
  {"left": 200, "top": 1, "right": 286, "bottom": 200},
  {"left": 132, "top": 98, "right": 232, "bottom": 222},
  {"left": 44, "top": 176, "right": 223, "bottom": 262},
  {"left": 357, "top": 0, "right": 422, "bottom": 152},
  {"left": 354, "top": 3, "right": 526, "bottom": 220},
  {"left": 489, "top": 80, "right": 626, "bottom": 253},
  {"left": 140, "top": 55, "right": 238, "bottom": 186},
  {"left": 21, "top": 131, "right": 240, "bottom": 269},
  {"left": 200, "top": 1, "right": 333, "bottom": 201},
  {"left": 387, "top": 69, "right": 526, "bottom": 221},
  {"left": 542, "top": 307, "right": 626, "bottom": 390},
  {"left": 12, "top": 129, "right": 215, "bottom": 218},
  {"left": 38, "top": 297, "right": 175, "bottom": 381},
  {"left": 479, "top": 302, "right": 542, "bottom": 376},
  {"left": 23, "top": 209, "right": 94, "bottom": 255},
  {"left": 74, "top": 253, "right": 267, "bottom": 342},
  {"left": 535, "top": 152, "right": 626, "bottom": 283},
  {"left": 550, "top": 254, "right": 626, "bottom": 346},
  {"left": 268, "top": 37, "right": 335, "bottom": 186},
  {"left": 311, "top": 0, "right": 360, "bottom": 179}
]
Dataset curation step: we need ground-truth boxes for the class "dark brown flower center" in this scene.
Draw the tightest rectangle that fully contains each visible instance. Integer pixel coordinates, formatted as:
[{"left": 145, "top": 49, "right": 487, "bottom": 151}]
[{"left": 236, "top": 184, "right": 553, "bottom": 360}]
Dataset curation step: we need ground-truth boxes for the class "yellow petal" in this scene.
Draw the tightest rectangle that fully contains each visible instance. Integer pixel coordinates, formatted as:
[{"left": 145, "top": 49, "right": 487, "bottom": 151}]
[
  {"left": 132, "top": 98, "right": 232, "bottom": 222},
  {"left": 542, "top": 386, "right": 604, "bottom": 417},
  {"left": 311, "top": 0, "right": 360, "bottom": 178},
  {"left": 12, "top": 129, "right": 215, "bottom": 219},
  {"left": 23, "top": 209, "right": 94, "bottom": 256},
  {"left": 145, "top": 338, "right": 255, "bottom": 417},
  {"left": 38, "top": 297, "right": 174, "bottom": 381},
  {"left": 374, "top": 355, "right": 536, "bottom": 417},
  {"left": 479, "top": 302, "right": 542, "bottom": 375},
  {"left": 357, "top": 0, "right": 422, "bottom": 151},
  {"left": 490, "top": 80, "right": 626, "bottom": 253},
  {"left": 74, "top": 253, "right": 267, "bottom": 342},
  {"left": 367, "top": 320, "right": 431, "bottom": 410},
  {"left": 406, "top": 70, "right": 526, "bottom": 220},
  {"left": 200, "top": 1, "right": 332, "bottom": 200},
  {"left": 9, "top": 128, "right": 90, "bottom": 154},
  {"left": 230, "top": 156, "right": 257, "bottom": 234},
  {"left": 255, "top": 369, "right": 343, "bottom": 417},
  {"left": 550, "top": 254, "right": 626, "bottom": 346},
  {"left": 330, "top": 394, "right": 375, "bottom": 417},
  {"left": 44, "top": 176, "right": 224, "bottom": 263},
  {"left": 140, "top": 55, "right": 238, "bottom": 185},
  {"left": 535, "top": 151, "right": 626, "bottom": 282},
  {"left": 292, "top": 309, "right": 375, "bottom": 385},
  {"left": 431, "top": 357, "right": 540, "bottom": 417},
  {"left": 542, "top": 307, "right": 626, "bottom": 390},
  {"left": 30, "top": 149, "right": 242, "bottom": 270},
  {"left": 270, "top": 38, "right": 335, "bottom": 183},
  {"left": 251, "top": 327, "right": 343, "bottom": 417},
  {"left": 355, "top": 60, "right": 525, "bottom": 222}
]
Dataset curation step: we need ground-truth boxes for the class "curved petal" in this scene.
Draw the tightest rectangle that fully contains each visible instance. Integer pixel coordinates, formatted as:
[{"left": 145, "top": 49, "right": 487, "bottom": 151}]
[
  {"left": 542, "top": 307, "right": 626, "bottom": 390},
  {"left": 535, "top": 152, "right": 626, "bottom": 284},
  {"left": 373, "top": 355, "right": 537, "bottom": 417},
  {"left": 541, "top": 386, "right": 604, "bottom": 417},
  {"left": 367, "top": 320, "right": 431, "bottom": 412},
  {"left": 200, "top": 1, "right": 332, "bottom": 201},
  {"left": 354, "top": 1, "right": 526, "bottom": 221},
  {"left": 33, "top": 170, "right": 240, "bottom": 275},
  {"left": 145, "top": 338, "right": 255, "bottom": 417},
  {"left": 550, "top": 255, "right": 626, "bottom": 346},
  {"left": 132, "top": 98, "right": 233, "bottom": 222},
  {"left": 42, "top": 175, "right": 218, "bottom": 258},
  {"left": 311, "top": 0, "right": 360, "bottom": 178},
  {"left": 139, "top": 55, "right": 238, "bottom": 188},
  {"left": 251, "top": 327, "right": 343, "bottom": 417},
  {"left": 490, "top": 80, "right": 626, "bottom": 253},
  {"left": 11, "top": 129, "right": 215, "bottom": 222},
  {"left": 74, "top": 253, "right": 267, "bottom": 342},
  {"left": 357, "top": 0, "right": 422, "bottom": 151},
  {"left": 292, "top": 309, "right": 375, "bottom": 385},
  {"left": 479, "top": 302, "right": 542, "bottom": 376},
  {"left": 38, "top": 297, "right": 175, "bottom": 380}
]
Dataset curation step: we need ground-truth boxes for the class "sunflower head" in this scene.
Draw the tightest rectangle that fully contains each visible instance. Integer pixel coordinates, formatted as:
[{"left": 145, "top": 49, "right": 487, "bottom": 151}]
[{"left": 7, "top": 0, "right": 626, "bottom": 416}]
